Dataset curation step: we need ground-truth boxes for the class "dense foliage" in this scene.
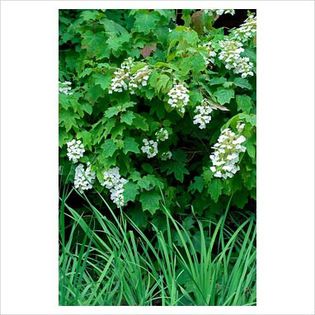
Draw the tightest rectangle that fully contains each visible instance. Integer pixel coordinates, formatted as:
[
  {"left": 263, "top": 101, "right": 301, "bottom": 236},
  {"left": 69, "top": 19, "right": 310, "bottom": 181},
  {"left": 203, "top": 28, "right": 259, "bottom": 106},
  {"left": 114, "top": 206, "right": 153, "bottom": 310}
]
[
  {"left": 59, "top": 9, "right": 256, "bottom": 306},
  {"left": 59, "top": 9, "right": 256, "bottom": 223}
]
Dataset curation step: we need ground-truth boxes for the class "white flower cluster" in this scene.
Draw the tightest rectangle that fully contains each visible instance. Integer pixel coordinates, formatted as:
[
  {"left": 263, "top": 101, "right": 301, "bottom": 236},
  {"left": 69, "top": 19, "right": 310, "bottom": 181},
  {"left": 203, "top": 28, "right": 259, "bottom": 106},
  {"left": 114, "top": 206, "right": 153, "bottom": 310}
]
[
  {"left": 74, "top": 163, "right": 96, "bottom": 193},
  {"left": 155, "top": 128, "right": 169, "bottom": 142},
  {"left": 234, "top": 57, "right": 254, "bottom": 78},
  {"left": 204, "top": 9, "right": 235, "bottom": 16},
  {"left": 201, "top": 42, "right": 217, "bottom": 66},
  {"left": 167, "top": 83, "right": 190, "bottom": 114},
  {"left": 215, "top": 9, "right": 235, "bottom": 16},
  {"left": 108, "top": 57, "right": 134, "bottom": 94},
  {"left": 218, "top": 40, "right": 254, "bottom": 78},
  {"left": 161, "top": 151, "right": 172, "bottom": 161},
  {"left": 210, "top": 124, "right": 246, "bottom": 179},
  {"left": 109, "top": 58, "right": 152, "bottom": 95},
  {"left": 141, "top": 139, "right": 158, "bottom": 158},
  {"left": 67, "top": 139, "right": 85, "bottom": 163},
  {"left": 102, "top": 167, "right": 128, "bottom": 207},
  {"left": 231, "top": 13, "right": 256, "bottom": 42},
  {"left": 193, "top": 99, "right": 213, "bottom": 129},
  {"left": 129, "top": 65, "right": 151, "bottom": 94},
  {"left": 59, "top": 81, "right": 73, "bottom": 95}
]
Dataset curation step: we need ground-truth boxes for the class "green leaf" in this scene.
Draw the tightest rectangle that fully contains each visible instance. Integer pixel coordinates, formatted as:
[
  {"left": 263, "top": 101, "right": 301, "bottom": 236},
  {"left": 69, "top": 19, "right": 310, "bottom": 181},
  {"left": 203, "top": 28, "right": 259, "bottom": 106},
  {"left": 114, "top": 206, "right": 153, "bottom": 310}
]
[
  {"left": 120, "top": 101, "right": 135, "bottom": 111},
  {"left": 246, "top": 135, "right": 256, "bottom": 159},
  {"left": 189, "top": 176, "right": 204, "bottom": 193},
  {"left": 132, "top": 114, "right": 149, "bottom": 131},
  {"left": 190, "top": 90, "right": 203, "bottom": 105},
  {"left": 240, "top": 113, "right": 256, "bottom": 126},
  {"left": 129, "top": 170, "right": 141, "bottom": 182},
  {"left": 161, "top": 150, "right": 189, "bottom": 183},
  {"left": 123, "top": 137, "right": 140, "bottom": 154},
  {"left": 78, "top": 67, "right": 93, "bottom": 78},
  {"left": 138, "top": 174, "right": 164, "bottom": 191},
  {"left": 232, "top": 191, "right": 249, "bottom": 208},
  {"left": 120, "top": 111, "right": 135, "bottom": 125},
  {"left": 242, "top": 168, "right": 256, "bottom": 190},
  {"left": 133, "top": 11, "right": 160, "bottom": 35},
  {"left": 233, "top": 77, "right": 252, "bottom": 90},
  {"left": 86, "top": 84, "right": 104, "bottom": 103},
  {"left": 202, "top": 169, "right": 213, "bottom": 183},
  {"left": 154, "top": 74, "right": 171, "bottom": 94},
  {"left": 104, "top": 107, "right": 120, "bottom": 118},
  {"left": 142, "top": 163, "right": 154, "bottom": 174},
  {"left": 123, "top": 182, "right": 139, "bottom": 203},
  {"left": 139, "top": 191, "right": 161, "bottom": 214},
  {"left": 179, "top": 53, "right": 206, "bottom": 76},
  {"left": 168, "top": 26, "right": 199, "bottom": 53},
  {"left": 182, "top": 9, "right": 192, "bottom": 26},
  {"left": 59, "top": 110, "right": 80, "bottom": 132},
  {"left": 93, "top": 72, "right": 112, "bottom": 90},
  {"left": 102, "top": 139, "right": 117, "bottom": 158},
  {"left": 208, "top": 179, "right": 222, "bottom": 202},
  {"left": 223, "top": 81, "right": 234, "bottom": 88},
  {"left": 81, "top": 102, "right": 93, "bottom": 115},
  {"left": 101, "top": 18, "right": 131, "bottom": 53},
  {"left": 213, "top": 88, "right": 235, "bottom": 105},
  {"left": 77, "top": 130, "right": 92, "bottom": 147},
  {"left": 80, "top": 10, "right": 100, "bottom": 21},
  {"left": 236, "top": 95, "right": 253, "bottom": 114},
  {"left": 182, "top": 216, "right": 195, "bottom": 230},
  {"left": 81, "top": 30, "right": 110, "bottom": 59},
  {"left": 101, "top": 17, "right": 128, "bottom": 34},
  {"left": 209, "top": 77, "right": 227, "bottom": 86},
  {"left": 106, "top": 33, "right": 131, "bottom": 52}
]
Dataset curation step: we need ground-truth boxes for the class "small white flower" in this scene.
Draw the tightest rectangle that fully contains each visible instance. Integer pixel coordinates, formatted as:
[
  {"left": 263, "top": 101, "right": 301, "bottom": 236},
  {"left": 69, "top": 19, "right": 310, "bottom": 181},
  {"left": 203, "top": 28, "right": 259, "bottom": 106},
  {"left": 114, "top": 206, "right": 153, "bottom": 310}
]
[
  {"left": 200, "top": 42, "right": 217, "bottom": 66},
  {"left": 231, "top": 13, "right": 256, "bottom": 42},
  {"left": 237, "top": 122, "right": 245, "bottom": 132},
  {"left": 108, "top": 57, "right": 134, "bottom": 94},
  {"left": 224, "top": 9, "right": 235, "bottom": 15},
  {"left": 215, "top": 9, "right": 225, "bottom": 16},
  {"left": 66, "top": 139, "right": 85, "bottom": 163},
  {"left": 74, "top": 163, "right": 95, "bottom": 193},
  {"left": 141, "top": 139, "right": 158, "bottom": 158},
  {"left": 193, "top": 99, "right": 213, "bottom": 129},
  {"left": 233, "top": 135, "right": 246, "bottom": 145},
  {"left": 155, "top": 128, "right": 169, "bottom": 142},
  {"left": 218, "top": 39, "right": 254, "bottom": 78},
  {"left": 161, "top": 151, "right": 172, "bottom": 161},
  {"left": 167, "top": 83, "right": 190, "bottom": 114},
  {"left": 102, "top": 167, "right": 128, "bottom": 207},
  {"left": 210, "top": 126, "right": 247, "bottom": 179},
  {"left": 204, "top": 9, "right": 235, "bottom": 17},
  {"left": 129, "top": 65, "right": 151, "bottom": 94},
  {"left": 233, "top": 57, "right": 254, "bottom": 78},
  {"left": 59, "top": 81, "right": 73, "bottom": 95}
]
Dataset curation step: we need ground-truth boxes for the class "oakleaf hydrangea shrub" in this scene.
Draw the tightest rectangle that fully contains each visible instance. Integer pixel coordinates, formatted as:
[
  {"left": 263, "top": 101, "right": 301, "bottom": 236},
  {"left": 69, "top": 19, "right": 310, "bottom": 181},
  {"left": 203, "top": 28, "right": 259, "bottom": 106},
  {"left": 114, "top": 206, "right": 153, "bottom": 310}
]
[{"left": 59, "top": 9, "right": 256, "bottom": 221}]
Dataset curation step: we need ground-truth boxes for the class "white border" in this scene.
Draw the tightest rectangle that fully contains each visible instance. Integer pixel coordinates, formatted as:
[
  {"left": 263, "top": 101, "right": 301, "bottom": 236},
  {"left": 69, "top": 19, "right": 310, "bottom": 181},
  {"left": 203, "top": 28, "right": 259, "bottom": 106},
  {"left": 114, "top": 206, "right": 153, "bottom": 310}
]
[{"left": 1, "top": 1, "right": 314, "bottom": 315}]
